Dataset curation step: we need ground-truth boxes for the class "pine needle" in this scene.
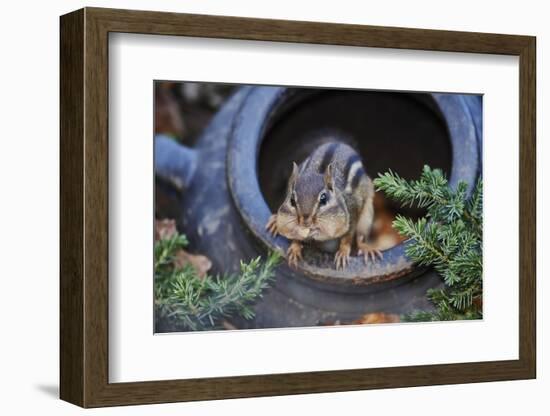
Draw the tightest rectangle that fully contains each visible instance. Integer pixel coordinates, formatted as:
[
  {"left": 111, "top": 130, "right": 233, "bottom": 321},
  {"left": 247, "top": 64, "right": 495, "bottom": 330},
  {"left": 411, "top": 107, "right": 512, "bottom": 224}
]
[
  {"left": 155, "top": 233, "right": 281, "bottom": 331},
  {"left": 374, "top": 165, "right": 483, "bottom": 322}
]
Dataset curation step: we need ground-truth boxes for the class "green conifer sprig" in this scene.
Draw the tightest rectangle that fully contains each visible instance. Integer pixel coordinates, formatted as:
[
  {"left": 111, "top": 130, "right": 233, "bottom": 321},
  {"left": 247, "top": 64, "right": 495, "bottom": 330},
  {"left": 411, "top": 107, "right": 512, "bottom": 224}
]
[
  {"left": 374, "top": 166, "right": 483, "bottom": 322},
  {"left": 154, "top": 233, "right": 280, "bottom": 331}
]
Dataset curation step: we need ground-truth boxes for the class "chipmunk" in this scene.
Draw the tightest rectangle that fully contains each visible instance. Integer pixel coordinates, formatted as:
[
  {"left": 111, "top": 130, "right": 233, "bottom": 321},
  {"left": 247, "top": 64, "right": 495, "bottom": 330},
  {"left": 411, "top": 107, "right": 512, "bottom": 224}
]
[{"left": 266, "top": 141, "right": 382, "bottom": 270}]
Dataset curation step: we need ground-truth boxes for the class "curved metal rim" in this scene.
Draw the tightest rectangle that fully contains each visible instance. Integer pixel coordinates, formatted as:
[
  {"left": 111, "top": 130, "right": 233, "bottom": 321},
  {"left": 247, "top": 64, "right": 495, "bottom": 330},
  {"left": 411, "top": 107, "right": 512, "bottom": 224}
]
[{"left": 227, "top": 87, "right": 479, "bottom": 288}]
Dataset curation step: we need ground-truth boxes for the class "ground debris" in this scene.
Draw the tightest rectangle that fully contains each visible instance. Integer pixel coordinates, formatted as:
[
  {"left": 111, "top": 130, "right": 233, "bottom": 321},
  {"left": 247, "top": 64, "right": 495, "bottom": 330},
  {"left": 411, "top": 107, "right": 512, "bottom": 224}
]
[
  {"left": 174, "top": 250, "right": 212, "bottom": 279},
  {"left": 352, "top": 312, "right": 400, "bottom": 325},
  {"left": 155, "top": 218, "right": 212, "bottom": 278}
]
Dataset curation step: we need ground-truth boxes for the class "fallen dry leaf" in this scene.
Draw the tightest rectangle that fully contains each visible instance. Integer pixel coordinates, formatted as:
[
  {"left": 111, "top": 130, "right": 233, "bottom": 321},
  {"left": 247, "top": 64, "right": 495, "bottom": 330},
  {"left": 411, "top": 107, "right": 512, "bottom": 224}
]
[
  {"left": 155, "top": 218, "right": 212, "bottom": 278},
  {"left": 320, "top": 320, "right": 342, "bottom": 326},
  {"left": 352, "top": 313, "right": 400, "bottom": 325},
  {"left": 155, "top": 219, "right": 177, "bottom": 241},
  {"left": 473, "top": 296, "right": 483, "bottom": 311},
  {"left": 174, "top": 250, "right": 212, "bottom": 279},
  {"left": 222, "top": 320, "right": 238, "bottom": 331}
]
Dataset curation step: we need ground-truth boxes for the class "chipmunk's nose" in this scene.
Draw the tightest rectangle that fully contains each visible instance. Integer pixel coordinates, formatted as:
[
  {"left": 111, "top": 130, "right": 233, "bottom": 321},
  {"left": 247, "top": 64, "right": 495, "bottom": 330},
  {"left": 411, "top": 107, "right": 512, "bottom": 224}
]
[{"left": 303, "top": 217, "right": 314, "bottom": 227}]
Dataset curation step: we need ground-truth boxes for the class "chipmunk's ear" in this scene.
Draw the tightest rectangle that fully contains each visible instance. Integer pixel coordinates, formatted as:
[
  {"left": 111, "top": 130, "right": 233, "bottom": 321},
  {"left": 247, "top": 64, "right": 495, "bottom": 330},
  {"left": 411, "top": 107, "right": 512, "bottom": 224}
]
[
  {"left": 324, "top": 162, "right": 334, "bottom": 191},
  {"left": 286, "top": 162, "right": 300, "bottom": 193}
]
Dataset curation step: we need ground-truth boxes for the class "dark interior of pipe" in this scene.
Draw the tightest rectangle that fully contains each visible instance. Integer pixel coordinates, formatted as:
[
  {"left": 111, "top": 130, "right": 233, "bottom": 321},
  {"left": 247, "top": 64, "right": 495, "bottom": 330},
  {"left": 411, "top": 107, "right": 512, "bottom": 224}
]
[{"left": 258, "top": 89, "right": 452, "bottom": 246}]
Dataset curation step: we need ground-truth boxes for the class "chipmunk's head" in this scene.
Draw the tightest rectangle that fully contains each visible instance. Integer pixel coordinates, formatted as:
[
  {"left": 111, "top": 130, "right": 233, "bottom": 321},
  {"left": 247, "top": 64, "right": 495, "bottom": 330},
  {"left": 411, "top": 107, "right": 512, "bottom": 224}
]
[{"left": 276, "top": 162, "right": 349, "bottom": 242}]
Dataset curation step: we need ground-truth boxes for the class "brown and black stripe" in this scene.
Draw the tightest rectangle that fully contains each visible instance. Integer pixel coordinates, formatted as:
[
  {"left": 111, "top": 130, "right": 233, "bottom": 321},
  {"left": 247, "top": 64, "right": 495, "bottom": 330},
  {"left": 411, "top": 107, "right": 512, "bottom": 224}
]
[
  {"left": 298, "top": 141, "right": 367, "bottom": 193},
  {"left": 318, "top": 142, "right": 339, "bottom": 174}
]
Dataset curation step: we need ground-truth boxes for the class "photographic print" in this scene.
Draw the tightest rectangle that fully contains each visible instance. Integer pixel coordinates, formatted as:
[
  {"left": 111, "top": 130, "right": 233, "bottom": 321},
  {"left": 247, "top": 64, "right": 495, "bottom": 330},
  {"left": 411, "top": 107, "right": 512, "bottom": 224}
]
[
  {"left": 153, "top": 82, "right": 483, "bottom": 333},
  {"left": 60, "top": 8, "right": 536, "bottom": 406}
]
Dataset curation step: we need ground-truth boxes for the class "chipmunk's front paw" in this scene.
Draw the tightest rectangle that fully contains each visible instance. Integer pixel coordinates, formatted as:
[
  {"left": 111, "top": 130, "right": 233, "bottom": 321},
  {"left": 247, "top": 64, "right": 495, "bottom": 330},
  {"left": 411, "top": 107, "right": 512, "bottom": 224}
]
[
  {"left": 334, "top": 243, "right": 351, "bottom": 270},
  {"left": 357, "top": 236, "right": 383, "bottom": 263},
  {"left": 287, "top": 241, "right": 303, "bottom": 268},
  {"left": 265, "top": 214, "right": 279, "bottom": 237}
]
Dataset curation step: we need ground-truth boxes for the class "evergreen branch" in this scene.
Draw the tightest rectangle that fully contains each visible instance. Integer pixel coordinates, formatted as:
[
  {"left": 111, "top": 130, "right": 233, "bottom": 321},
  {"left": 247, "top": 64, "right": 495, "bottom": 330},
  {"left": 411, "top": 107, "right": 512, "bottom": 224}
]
[
  {"left": 155, "top": 232, "right": 280, "bottom": 331},
  {"left": 374, "top": 166, "right": 448, "bottom": 210},
  {"left": 393, "top": 216, "right": 449, "bottom": 266},
  {"left": 154, "top": 233, "right": 188, "bottom": 271},
  {"left": 375, "top": 166, "right": 483, "bottom": 322},
  {"left": 374, "top": 166, "right": 481, "bottom": 227},
  {"left": 466, "top": 177, "right": 483, "bottom": 237}
]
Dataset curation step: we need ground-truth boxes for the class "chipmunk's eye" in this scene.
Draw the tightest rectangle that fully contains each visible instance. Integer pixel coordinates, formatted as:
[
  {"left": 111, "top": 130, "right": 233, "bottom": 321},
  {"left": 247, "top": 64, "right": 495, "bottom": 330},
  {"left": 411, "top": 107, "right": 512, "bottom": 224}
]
[
  {"left": 319, "top": 191, "right": 328, "bottom": 206},
  {"left": 290, "top": 196, "right": 297, "bottom": 207}
]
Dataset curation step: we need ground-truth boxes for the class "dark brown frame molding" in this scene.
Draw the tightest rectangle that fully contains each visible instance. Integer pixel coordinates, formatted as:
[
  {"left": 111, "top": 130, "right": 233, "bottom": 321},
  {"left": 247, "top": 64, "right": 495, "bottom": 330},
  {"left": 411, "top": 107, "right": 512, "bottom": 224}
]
[{"left": 60, "top": 7, "right": 536, "bottom": 408}]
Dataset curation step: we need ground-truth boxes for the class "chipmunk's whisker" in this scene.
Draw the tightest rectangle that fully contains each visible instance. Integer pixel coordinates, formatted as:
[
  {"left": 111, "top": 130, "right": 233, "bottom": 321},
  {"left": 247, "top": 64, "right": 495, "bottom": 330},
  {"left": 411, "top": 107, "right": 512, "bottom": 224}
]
[{"left": 280, "top": 218, "right": 297, "bottom": 227}]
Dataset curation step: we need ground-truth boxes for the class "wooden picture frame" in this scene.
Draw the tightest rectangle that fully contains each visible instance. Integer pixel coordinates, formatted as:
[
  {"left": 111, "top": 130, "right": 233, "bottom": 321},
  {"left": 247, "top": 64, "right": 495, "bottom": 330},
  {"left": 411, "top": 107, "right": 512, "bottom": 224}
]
[{"left": 60, "top": 7, "right": 536, "bottom": 408}]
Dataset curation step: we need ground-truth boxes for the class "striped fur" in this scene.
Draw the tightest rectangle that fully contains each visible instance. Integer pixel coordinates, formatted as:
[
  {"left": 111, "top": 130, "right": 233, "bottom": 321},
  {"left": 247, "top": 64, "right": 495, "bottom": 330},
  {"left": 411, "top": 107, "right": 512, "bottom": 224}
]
[{"left": 271, "top": 139, "right": 379, "bottom": 269}]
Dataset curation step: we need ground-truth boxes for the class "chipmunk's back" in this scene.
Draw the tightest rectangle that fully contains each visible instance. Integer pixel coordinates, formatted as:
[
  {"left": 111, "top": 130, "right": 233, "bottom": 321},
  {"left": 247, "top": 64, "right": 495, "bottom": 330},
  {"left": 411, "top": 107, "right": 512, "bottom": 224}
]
[{"left": 298, "top": 142, "right": 366, "bottom": 193}]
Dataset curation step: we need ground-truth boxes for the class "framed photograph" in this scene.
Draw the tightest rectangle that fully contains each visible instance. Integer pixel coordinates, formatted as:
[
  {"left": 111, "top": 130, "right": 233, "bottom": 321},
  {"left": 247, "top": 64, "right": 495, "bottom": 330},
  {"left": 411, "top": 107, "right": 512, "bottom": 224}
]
[{"left": 60, "top": 7, "right": 536, "bottom": 407}]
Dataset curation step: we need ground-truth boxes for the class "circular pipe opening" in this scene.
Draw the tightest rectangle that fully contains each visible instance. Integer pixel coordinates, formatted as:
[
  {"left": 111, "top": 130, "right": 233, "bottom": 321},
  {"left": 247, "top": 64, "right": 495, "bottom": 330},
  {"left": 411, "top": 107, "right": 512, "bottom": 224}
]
[
  {"left": 258, "top": 90, "right": 452, "bottom": 241},
  {"left": 227, "top": 87, "right": 479, "bottom": 291}
]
